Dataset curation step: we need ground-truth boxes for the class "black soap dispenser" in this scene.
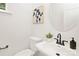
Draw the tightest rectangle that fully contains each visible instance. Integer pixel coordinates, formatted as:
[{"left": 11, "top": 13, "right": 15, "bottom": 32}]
[{"left": 70, "top": 37, "right": 76, "bottom": 50}]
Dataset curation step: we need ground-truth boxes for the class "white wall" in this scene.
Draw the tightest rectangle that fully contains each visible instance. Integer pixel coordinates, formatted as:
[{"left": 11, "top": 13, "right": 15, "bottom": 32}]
[
  {"left": 31, "top": 4, "right": 60, "bottom": 39},
  {"left": 32, "top": 3, "right": 79, "bottom": 55},
  {"left": 0, "top": 3, "right": 33, "bottom": 56}
]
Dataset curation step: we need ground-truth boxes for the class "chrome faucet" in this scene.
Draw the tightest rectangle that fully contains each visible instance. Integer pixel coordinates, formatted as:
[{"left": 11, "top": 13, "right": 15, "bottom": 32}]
[{"left": 54, "top": 33, "right": 68, "bottom": 46}]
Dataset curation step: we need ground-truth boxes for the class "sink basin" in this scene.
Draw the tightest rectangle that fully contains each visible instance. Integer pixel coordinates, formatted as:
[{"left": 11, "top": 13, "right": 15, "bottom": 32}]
[{"left": 36, "top": 41, "right": 76, "bottom": 56}]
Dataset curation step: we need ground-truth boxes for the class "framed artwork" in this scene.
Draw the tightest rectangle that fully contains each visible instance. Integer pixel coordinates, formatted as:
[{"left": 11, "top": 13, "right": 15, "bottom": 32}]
[
  {"left": 33, "top": 6, "right": 44, "bottom": 24},
  {"left": 0, "top": 3, "right": 6, "bottom": 10}
]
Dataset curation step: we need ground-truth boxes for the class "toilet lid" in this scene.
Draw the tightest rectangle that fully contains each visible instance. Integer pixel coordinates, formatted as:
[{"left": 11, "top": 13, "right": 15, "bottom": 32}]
[{"left": 15, "top": 49, "right": 35, "bottom": 56}]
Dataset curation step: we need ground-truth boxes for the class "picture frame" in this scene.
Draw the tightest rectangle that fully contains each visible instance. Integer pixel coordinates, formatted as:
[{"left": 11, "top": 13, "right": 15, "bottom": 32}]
[{"left": 33, "top": 6, "right": 44, "bottom": 24}]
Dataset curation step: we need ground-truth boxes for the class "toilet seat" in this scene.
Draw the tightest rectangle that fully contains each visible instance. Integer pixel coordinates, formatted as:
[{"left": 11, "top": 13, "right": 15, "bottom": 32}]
[{"left": 15, "top": 49, "right": 35, "bottom": 56}]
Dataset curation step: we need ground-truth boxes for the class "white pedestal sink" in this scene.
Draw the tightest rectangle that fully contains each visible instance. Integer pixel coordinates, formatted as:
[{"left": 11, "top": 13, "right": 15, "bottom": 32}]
[{"left": 36, "top": 40, "right": 76, "bottom": 56}]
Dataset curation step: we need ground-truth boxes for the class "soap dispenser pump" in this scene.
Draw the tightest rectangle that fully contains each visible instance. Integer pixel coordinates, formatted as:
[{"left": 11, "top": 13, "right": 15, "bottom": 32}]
[{"left": 70, "top": 37, "right": 76, "bottom": 50}]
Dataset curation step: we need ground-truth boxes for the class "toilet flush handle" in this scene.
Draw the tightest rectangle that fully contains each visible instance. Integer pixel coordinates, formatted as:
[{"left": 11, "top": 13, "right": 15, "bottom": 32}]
[{"left": 0, "top": 45, "right": 8, "bottom": 50}]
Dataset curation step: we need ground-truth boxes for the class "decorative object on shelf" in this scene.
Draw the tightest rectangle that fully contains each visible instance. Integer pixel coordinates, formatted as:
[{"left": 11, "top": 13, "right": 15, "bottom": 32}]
[
  {"left": 0, "top": 3, "right": 6, "bottom": 10},
  {"left": 33, "top": 6, "right": 44, "bottom": 24},
  {"left": 0, "top": 3, "right": 11, "bottom": 14},
  {"left": 46, "top": 32, "right": 53, "bottom": 41},
  {"left": 46, "top": 32, "right": 53, "bottom": 39}
]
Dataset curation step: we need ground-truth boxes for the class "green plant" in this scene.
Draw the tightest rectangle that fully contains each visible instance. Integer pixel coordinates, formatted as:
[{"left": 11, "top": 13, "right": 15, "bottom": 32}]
[
  {"left": 46, "top": 32, "right": 53, "bottom": 39},
  {"left": 0, "top": 3, "right": 6, "bottom": 10}
]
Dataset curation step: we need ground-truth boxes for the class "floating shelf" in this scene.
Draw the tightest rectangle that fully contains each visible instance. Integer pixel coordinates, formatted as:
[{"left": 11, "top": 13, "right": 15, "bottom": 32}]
[{"left": 0, "top": 9, "right": 12, "bottom": 14}]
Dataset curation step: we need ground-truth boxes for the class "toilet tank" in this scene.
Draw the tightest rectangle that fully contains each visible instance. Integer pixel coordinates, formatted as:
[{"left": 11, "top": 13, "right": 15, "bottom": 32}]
[{"left": 29, "top": 37, "right": 42, "bottom": 52}]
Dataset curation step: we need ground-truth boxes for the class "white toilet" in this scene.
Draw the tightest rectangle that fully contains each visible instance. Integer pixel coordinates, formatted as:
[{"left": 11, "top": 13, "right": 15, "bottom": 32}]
[{"left": 15, "top": 37, "right": 42, "bottom": 56}]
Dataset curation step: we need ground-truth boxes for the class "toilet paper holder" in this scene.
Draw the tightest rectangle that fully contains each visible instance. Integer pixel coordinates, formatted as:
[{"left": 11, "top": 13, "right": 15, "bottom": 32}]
[{"left": 0, "top": 45, "right": 8, "bottom": 50}]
